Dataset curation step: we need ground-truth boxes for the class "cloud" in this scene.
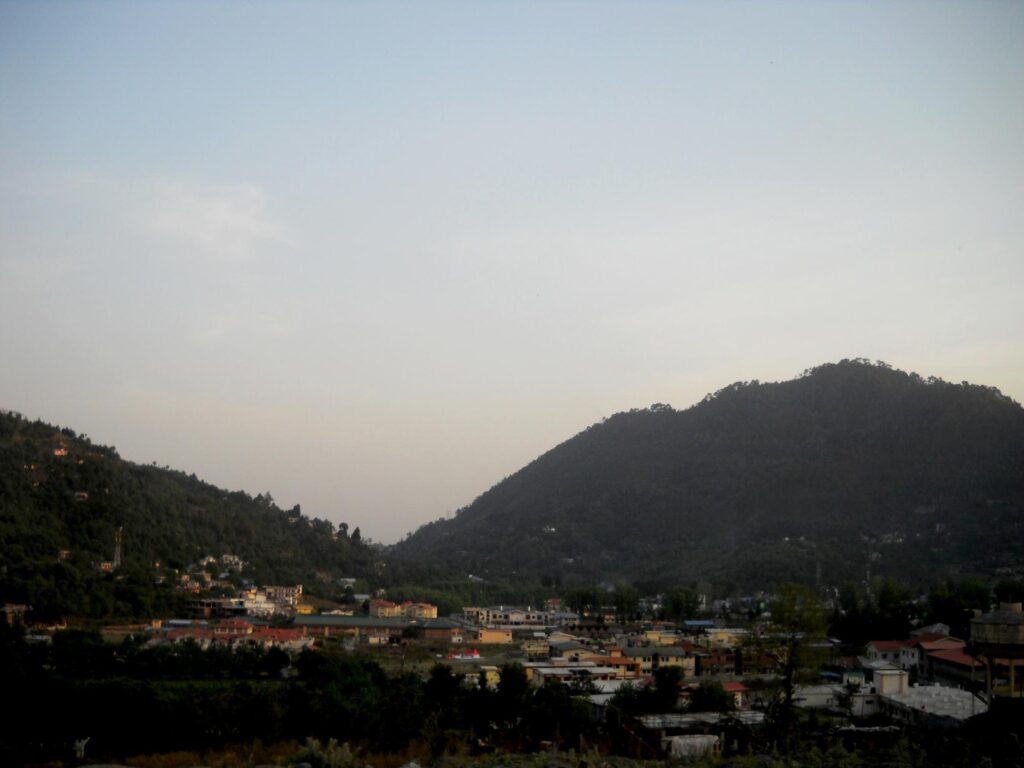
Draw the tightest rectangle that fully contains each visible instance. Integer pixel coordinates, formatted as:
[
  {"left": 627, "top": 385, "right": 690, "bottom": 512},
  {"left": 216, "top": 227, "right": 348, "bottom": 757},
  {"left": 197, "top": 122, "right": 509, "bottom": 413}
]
[{"left": 143, "top": 180, "right": 287, "bottom": 262}]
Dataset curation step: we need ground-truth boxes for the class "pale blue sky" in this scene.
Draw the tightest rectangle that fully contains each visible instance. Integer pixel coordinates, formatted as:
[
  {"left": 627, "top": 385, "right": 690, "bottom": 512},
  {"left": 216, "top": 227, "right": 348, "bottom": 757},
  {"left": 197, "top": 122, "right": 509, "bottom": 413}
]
[{"left": 2, "top": 1, "right": 1022, "bottom": 542}]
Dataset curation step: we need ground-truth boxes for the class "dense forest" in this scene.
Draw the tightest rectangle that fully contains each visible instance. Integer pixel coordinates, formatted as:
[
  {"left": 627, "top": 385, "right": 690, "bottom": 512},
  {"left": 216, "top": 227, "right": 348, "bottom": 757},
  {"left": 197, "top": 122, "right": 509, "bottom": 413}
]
[
  {"left": 395, "top": 360, "right": 1024, "bottom": 592},
  {"left": 0, "top": 411, "right": 380, "bottom": 621}
]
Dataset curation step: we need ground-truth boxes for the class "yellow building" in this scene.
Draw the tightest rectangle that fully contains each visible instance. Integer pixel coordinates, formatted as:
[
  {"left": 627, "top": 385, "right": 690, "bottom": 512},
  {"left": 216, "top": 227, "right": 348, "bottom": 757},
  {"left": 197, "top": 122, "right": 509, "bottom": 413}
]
[{"left": 476, "top": 627, "right": 513, "bottom": 644}]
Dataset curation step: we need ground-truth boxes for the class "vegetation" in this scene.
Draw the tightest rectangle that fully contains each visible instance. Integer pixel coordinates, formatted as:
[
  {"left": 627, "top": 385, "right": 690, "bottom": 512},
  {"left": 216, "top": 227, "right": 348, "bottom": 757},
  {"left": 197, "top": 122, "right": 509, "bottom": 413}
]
[
  {"left": 0, "top": 411, "right": 381, "bottom": 621},
  {"left": 4, "top": 618, "right": 1020, "bottom": 767},
  {"left": 0, "top": 625, "right": 595, "bottom": 765},
  {"left": 396, "top": 360, "right": 1024, "bottom": 593}
]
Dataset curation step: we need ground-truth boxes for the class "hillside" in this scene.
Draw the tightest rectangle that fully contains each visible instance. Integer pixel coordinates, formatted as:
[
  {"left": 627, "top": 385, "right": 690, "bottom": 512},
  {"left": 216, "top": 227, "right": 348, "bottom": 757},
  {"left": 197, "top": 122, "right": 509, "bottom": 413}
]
[
  {"left": 394, "top": 361, "right": 1024, "bottom": 591},
  {"left": 0, "top": 411, "right": 379, "bottom": 620}
]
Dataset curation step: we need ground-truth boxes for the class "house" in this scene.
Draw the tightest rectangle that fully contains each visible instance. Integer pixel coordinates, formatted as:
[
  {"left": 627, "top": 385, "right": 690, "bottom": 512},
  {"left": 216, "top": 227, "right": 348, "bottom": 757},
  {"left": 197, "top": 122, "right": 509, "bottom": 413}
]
[
  {"left": 213, "top": 618, "right": 254, "bottom": 637},
  {"left": 245, "top": 627, "right": 313, "bottom": 652},
  {"left": 475, "top": 627, "right": 513, "bottom": 644},
  {"left": 264, "top": 585, "right": 303, "bottom": 606},
  {"left": 403, "top": 602, "right": 438, "bottom": 619},
  {"left": 462, "top": 606, "right": 580, "bottom": 628},
  {"left": 878, "top": 684, "right": 986, "bottom": 729},
  {"left": 702, "top": 628, "right": 746, "bottom": 649},
  {"left": 521, "top": 637, "right": 550, "bottom": 659},
  {"left": 721, "top": 681, "right": 748, "bottom": 709},
  {"left": 523, "top": 660, "right": 619, "bottom": 686},
  {"left": 293, "top": 614, "right": 407, "bottom": 643},
  {"left": 695, "top": 648, "right": 737, "bottom": 676},
  {"left": 923, "top": 647, "right": 984, "bottom": 688},
  {"left": 421, "top": 618, "right": 462, "bottom": 642},
  {"left": 583, "top": 654, "right": 644, "bottom": 680},
  {"left": 865, "top": 640, "right": 905, "bottom": 664},
  {"left": 898, "top": 634, "right": 959, "bottom": 671},
  {"left": 164, "top": 627, "right": 216, "bottom": 648},
  {"left": 370, "top": 599, "right": 403, "bottom": 618}
]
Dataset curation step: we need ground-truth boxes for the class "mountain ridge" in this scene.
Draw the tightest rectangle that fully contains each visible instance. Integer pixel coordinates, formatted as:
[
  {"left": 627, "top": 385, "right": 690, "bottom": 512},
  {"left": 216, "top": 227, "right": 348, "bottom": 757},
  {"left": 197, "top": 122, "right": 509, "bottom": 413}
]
[
  {"left": 394, "top": 360, "right": 1024, "bottom": 591},
  {"left": 0, "top": 411, "right": 379, "bottom": 620}
]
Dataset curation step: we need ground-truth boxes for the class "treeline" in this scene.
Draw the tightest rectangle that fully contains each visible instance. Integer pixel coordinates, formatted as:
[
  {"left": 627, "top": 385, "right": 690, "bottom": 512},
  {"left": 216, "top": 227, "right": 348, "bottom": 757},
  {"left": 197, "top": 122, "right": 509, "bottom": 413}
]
[{"left": 0, "top": 624, "right": 594, "bottom": 765}]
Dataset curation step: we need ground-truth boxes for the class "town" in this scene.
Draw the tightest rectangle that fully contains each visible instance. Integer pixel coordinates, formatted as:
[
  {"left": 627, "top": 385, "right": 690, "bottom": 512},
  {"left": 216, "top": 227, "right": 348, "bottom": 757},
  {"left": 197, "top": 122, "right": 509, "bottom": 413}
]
[{"left": 6, "top": 553, "right": 1023, "bottom": 765}]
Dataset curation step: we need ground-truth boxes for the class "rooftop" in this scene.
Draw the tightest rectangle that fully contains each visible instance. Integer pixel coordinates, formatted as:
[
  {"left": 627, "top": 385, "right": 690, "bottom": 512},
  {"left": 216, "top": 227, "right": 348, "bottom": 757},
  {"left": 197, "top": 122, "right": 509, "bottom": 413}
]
[{"left": 885, "top": 685, "right": 986, "bottom": 721}]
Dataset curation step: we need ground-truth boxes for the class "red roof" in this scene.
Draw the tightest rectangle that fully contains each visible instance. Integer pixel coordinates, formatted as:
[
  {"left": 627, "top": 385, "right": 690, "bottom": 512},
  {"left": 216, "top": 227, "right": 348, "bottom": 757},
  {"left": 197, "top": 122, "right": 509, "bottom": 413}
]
[
  {"left": 906, "top": 633, "right": 948, "bottom": 646},
  {"left": 927, "top": 648, "right": 982, "bottom": 668},
  {"left": 867, "top": 640, "right": 906, "bottom": 651},
  {"left": 721, "top": 682, "right": 748, "bottom": 693},
  {"left": 919, "top": 639, "right": 965, "bottom": 652}
]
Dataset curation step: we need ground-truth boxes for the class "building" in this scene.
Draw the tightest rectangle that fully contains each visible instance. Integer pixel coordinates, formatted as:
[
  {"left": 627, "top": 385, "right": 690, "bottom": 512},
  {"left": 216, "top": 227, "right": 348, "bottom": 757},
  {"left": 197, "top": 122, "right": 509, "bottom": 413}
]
[
  {"left": 421, "top": 618, "right": 462, "bottom": 642},
  {"left": 462, "top": 606, "right": 579, "bottom": 628},
  {"left": 264, "top": 585, "right": 303, "bottom": 606},
  {"left": 583, "top": 654, "right": 644, "bottom": 680},
  {"left": 293, "top": 614, "right": 406, "bottom": 643},
  {"left": 878, "top": 684, "right": 986, "bottom": 729},
  {"left": 865, "top": 640, "right": 905, "bottom": 665},
  {"left": 403, "top": 602, "right": 438, "bottom": 619},
  {"left": 369, "top": 599, "right": 403, "bottom": 618},
  {"left": 475, "top": 627, "right": 513, "bottom": 644},
  {"left": 721, "top": 681, "right": 748, "bottom": 709},
  {"left": 969, "top": 601, "right": 1024, "bottom": 702}
]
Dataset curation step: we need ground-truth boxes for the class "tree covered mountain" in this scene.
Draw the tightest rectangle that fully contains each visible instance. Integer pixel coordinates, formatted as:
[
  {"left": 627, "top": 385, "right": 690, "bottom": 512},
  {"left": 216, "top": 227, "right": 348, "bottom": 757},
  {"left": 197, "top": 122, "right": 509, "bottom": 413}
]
[
  {"left": 394, "top": 361, "right": 1024, "bottom": 592},
  {"left": 0, "top": 411, "right": 379, "bottom": 620}
]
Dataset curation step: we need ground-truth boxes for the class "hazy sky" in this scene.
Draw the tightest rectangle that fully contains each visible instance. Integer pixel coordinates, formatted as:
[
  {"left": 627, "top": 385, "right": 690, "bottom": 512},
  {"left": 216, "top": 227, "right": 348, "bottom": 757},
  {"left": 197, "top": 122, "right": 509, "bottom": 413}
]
[{"left": 2, "top": 1, "right": 1022, "bottom": 543}]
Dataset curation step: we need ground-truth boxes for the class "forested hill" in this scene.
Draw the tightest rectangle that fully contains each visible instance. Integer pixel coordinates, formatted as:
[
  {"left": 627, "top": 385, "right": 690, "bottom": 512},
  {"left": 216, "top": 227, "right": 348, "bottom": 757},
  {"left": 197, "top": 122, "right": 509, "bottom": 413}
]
[
  {"left": 394, "top": 361, "right": 1024, "bottom": 591},
  {"left": 0, "top": 411, "right": 378, "bottom": 620}
]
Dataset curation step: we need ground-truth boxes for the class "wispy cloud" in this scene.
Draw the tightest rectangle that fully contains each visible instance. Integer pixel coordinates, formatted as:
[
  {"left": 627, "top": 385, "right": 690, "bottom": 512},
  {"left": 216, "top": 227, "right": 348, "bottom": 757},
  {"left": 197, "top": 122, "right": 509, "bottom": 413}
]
[{"left": 143, "top": 180, "right": 287, "bottom": 262}]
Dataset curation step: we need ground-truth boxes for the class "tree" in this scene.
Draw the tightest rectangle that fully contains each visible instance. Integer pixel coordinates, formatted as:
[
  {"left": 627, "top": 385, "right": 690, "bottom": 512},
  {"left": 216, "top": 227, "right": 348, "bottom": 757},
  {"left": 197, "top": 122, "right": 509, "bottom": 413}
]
[
  {"left": 612, "top": 583, "right": 639, "bottom": 622},
  {"left": 926, "top": 578, "right": 991, "bottom": 638},
  {"left": 689, "top": 680, "right": 734, "bottom": 713},
  {"left": 652, "top": 665, "right": 684, "bottom": 711},
  {"left": 564, "top": 585, "right": 603, "bottom": 616},
  {"left": 663, "top": 586, "right": 700, "bottom": 624},
  {"left": 766, "top": 583, "right": 826, "bottom": 752}
]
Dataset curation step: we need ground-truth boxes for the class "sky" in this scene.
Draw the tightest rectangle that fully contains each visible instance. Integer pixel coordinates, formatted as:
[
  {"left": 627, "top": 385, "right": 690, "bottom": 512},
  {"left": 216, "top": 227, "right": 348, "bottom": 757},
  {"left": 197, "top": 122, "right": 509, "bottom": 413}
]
[{"left": 1, "top": 1, "right": 1022, "bottom": 544}]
